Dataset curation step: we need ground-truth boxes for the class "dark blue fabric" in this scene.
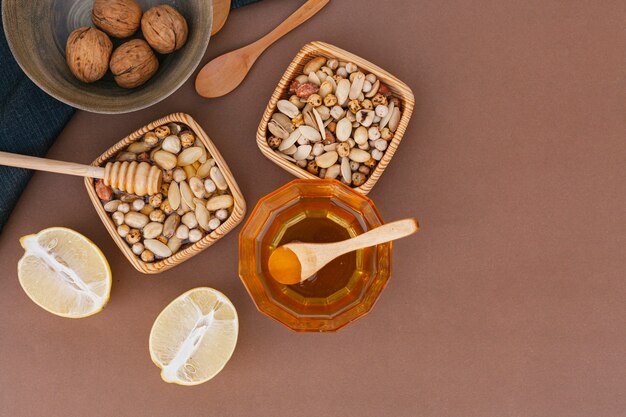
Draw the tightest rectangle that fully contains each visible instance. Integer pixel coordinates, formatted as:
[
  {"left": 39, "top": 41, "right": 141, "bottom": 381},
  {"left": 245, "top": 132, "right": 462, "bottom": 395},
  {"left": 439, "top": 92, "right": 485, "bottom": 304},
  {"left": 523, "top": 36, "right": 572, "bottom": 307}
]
[
  {"left": 0, "top": 0, "right": 259, "bottom": 233},
  {"left": 0, "top": 14, "right": 75, "bottom": 234}
]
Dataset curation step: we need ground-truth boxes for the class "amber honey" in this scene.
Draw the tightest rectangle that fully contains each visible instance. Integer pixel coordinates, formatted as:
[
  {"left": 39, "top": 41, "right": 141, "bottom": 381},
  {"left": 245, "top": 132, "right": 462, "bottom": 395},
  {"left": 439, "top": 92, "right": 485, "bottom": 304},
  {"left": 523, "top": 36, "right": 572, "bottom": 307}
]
[{"left": 239, "top": 179, "right": 392, "bottom": 332}]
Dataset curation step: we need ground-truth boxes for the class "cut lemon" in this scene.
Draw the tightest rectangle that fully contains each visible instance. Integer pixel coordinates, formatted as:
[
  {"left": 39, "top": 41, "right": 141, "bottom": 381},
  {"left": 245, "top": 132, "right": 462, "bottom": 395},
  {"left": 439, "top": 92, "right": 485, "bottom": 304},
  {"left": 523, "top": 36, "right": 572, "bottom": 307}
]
[
  {"left": 18, "top": 227, "right": 112, "bottom": 318},
  {"left": 149, "top": 287, "right": 239, "bottom": 386}
]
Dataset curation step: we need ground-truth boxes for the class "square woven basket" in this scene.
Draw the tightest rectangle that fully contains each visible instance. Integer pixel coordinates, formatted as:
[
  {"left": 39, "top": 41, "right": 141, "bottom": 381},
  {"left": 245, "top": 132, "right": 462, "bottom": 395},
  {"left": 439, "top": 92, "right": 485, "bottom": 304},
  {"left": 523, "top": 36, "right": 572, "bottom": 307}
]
[
  {"left": 256, "top": 41, "right": 414, "bottom": 195},
  {"left": 85, "top": 113, "right": 246, "bottom": 274}
]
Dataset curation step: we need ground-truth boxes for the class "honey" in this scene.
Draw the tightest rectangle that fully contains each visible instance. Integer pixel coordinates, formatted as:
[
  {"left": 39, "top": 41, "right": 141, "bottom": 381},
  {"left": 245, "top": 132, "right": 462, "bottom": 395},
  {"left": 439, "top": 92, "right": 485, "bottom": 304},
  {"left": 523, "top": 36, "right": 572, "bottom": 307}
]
[
  {"left": 240, "top": 179, "right": 392, "bottom": 332},
  {"left": 269, "top": 216, "right": 356, "bottom": 296}
]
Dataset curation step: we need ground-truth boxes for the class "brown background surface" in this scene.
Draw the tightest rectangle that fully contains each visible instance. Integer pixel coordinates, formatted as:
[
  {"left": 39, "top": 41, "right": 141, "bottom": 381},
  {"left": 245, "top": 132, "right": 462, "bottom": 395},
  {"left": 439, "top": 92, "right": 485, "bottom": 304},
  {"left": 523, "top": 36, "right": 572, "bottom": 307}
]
[{"left": 1, "top": 1, "right": 625, "bottom": 416}]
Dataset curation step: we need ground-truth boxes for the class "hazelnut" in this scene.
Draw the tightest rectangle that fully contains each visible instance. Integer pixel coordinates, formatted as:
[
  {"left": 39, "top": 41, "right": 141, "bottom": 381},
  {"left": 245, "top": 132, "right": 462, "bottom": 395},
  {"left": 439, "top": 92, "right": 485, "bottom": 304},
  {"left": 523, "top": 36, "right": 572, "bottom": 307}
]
[
  {"left": 148, "top": 193, "right": 163, "bottom": 208},
  {"left": 109, "top": 39, "right": 158, "bottom": 89},
  {"left": 154, "top": 125, "right": 170, "bottom": 139},
  {"left": 92, "top": 0, "right": 142, "bottom": 38},
  {"left": 323, "top": 94, "right": 337, "bottom": 107},
  {"left": 143, "top": 131, "right": 159, "bottom": 146},
  {"left": 306, "top": 160, "right": 320, "bottom": 175},
  {"left": 307, "top": 94, "right": 322, "bottom": 107},
  {"left": 66, "top": 27, "right": 112, "bottom": 83},
  {"left": 352, "top": 172, "right": 366, "bottom": 187},
  {"left": 179, "top": 131, "right": 195, "bottom": 148},
  {"left": 141, "top": 250, "right": 155, "bottom": 263},
  {"left": 141, "top": 5, "right": 188, "bottom": 54},
  {"left": 267, "top": 136, "right": 282, "bottom": 149},
  {"left": 126, "top": 229, "right": 141, "bottom": 244}
]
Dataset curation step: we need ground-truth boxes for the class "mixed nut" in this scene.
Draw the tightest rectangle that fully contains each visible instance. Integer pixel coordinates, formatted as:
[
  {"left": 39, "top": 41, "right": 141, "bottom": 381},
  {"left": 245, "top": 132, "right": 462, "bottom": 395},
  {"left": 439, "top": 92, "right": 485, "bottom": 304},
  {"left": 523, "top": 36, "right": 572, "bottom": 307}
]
[
  {"left": 95, "top": 123, "right": 235, "bottom": 263},
  {"left": 66, "top": 0, "right": 188, "bottom": 88},
  {"left": 266, "top": 55, "right": 403, "bottom": 187}
]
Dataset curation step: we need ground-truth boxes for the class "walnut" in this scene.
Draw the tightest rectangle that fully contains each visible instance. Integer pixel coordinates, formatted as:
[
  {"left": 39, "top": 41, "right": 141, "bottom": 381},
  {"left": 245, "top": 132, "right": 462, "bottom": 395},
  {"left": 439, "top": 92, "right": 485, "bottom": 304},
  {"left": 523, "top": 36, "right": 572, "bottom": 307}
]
[
  {"left": 66, "top": 27, "right": 112, "bottom": 83},
  {"left": 109, "top": 39, "right": 159, "bottom": 89},
  {"left": 92, "top": 0, "right": 142, "bottom": 38},
  {"left": 141, "top": 5, "right": 188, "bottom": 54}
]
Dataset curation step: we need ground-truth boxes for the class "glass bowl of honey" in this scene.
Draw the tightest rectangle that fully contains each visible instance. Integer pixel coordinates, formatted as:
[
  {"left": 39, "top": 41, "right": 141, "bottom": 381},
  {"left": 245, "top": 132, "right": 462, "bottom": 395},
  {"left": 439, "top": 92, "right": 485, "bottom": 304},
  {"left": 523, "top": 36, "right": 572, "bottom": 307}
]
[{"left": 239, "top": 179, "right": 392, "bottom": 332}]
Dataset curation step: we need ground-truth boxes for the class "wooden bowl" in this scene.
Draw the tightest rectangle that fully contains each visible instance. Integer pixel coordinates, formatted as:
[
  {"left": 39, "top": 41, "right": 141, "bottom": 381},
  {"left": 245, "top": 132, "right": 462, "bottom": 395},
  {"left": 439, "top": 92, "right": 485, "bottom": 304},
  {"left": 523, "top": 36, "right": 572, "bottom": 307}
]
[
  {"left": 1, "top": 0, "right": 212, "bottom": 114},
  {"left": 85, "top": 113, "right": 246, "bottom": 274},
  {"left": 256, "top": 41, "right": 415, "bottom": 195}
]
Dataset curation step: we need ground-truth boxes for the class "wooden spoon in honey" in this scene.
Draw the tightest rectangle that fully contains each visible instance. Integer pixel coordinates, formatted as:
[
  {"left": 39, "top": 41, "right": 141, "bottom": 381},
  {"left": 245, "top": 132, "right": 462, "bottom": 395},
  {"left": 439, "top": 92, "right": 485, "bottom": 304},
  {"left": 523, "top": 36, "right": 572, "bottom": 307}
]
[{"left": 268, "top": 218, "right": 419, "bottom": 285}]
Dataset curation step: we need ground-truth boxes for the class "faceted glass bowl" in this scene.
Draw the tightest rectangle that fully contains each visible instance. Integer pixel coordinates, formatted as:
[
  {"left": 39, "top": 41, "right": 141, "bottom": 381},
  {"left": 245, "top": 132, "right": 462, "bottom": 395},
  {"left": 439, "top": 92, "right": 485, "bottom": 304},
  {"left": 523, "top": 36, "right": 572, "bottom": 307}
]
[{"left": 239, "top": 179, "right": 392, "bottom": 332}]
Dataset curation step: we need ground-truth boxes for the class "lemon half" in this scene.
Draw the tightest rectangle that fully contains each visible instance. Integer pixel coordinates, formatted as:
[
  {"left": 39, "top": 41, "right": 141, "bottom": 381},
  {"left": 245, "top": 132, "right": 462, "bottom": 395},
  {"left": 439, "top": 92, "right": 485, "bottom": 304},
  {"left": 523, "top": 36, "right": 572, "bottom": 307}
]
[
  {"left": 18, "top": 227, "right": 112, "bottom": 318},
  {"left": 149, "top": 287, "right": 239, "bottom": 386}
]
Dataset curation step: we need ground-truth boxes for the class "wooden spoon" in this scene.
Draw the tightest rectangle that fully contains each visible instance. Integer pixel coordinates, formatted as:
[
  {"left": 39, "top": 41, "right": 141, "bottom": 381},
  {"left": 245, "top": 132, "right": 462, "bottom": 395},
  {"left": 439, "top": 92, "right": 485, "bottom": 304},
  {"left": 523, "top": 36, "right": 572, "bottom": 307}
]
[
  {"left": 211, "top": 0, "right": 231, "bottom": 35},
  {"left": 195, "top": 0, "right": 330, "bottom": 98},
  {"left": 0, "top": 151, "right": 162, "bottom": 196},
  {"left": 268, "top": 218, "right": 419, "bottom": 285}
]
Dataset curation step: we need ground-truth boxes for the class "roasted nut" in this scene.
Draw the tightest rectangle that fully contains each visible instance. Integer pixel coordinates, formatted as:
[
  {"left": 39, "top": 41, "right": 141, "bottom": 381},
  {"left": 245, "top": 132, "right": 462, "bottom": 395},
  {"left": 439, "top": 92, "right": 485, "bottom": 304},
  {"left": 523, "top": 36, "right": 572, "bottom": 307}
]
[
  {"left": 307, "top": 94, "right": 322, "bottom": 107},
  {"left": 95, "top": 179, "right": 113, "bottom": 200},
  {"left": 126, "top": 228, "right": 141, "bottom": 244},
  {"left": 141, "top": 4, "right": 188, "bottom": 54},
  {"left": 160, "top": 199, "right": 174, "bottom": 214},
  {"left": 140, "top": 249, "right": 155, "bottom": 262},
  {"left": 149, "top": 209, "right": 165, "bottom": 223},
  {"left": 109, "top": 39, "right": 158, "bottom": 89},
  {"left": 372, "top": 93, "right": 387, "bottom": 107},
  {"left": 352, "top": 172, "right": 366, "bottom": 187},
  {"left": 143, "top": 131, "right": 159, "bottom": 146},
  {"left": 324, "top": 94, "right": 337, "bottom": 107},
  {"left": 296, "top": 82, "right": 319, "bottom": 98},
  {"left": 336, "top": 142, "right": 350, "bottom": 158},
  {"left": 179, "top": 131, "right": 195, "bottom": 148},
  {"left": 132, "top": 242, "right": 144, "bottom": 255},
  {"left": 148, "top": 193, "right": 163, "bottom": 208},
  {"left": 268, "top": 136, "right": 282, "bottom": 149},
  {"left": 306, "top": 160, "right": 319, "bottom": 175},
  {"left": 348, "top": 99, "right": 362, "bottom": 114},
  {"left": 92, "top": 0, "right": 142, "bottom": 38},
  {"left": 66, "top": 27, "right": 112, "bottom": 83},
  {"left": 117, "top": 224, "right": 130, "bottom": 238}
]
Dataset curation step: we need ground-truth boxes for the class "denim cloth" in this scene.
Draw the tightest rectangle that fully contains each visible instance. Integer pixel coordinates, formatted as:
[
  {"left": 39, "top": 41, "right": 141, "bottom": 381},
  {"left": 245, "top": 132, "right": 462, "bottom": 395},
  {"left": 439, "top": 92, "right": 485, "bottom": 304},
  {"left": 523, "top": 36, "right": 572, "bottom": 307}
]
[{"left": 0, "top": 0, "right": 259, "bottom": 233}]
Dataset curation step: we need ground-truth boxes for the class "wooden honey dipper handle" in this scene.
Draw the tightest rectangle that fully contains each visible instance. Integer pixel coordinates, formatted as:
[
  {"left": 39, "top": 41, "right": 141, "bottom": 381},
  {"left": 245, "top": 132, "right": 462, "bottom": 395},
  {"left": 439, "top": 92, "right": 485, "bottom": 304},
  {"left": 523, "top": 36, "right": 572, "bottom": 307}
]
[{"left": 0, "top": 151, "right": 161, "bottom": 196}]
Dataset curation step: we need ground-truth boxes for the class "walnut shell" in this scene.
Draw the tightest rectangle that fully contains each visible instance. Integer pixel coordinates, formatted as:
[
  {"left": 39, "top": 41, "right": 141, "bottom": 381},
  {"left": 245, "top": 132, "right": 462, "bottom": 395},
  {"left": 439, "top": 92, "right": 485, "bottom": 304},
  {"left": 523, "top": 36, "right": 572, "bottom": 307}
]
[
  {"left": 141, "top": 5, "right": 188, "bottom": 54},
  {"left": 92, "top": 0, "right": 142, "bottom": 38},
  {"left": 66, "top": 27, "right": 112, "bottom": 83},
  {"left": 109, "top": 39, "right": 159, "bottom": 89}
]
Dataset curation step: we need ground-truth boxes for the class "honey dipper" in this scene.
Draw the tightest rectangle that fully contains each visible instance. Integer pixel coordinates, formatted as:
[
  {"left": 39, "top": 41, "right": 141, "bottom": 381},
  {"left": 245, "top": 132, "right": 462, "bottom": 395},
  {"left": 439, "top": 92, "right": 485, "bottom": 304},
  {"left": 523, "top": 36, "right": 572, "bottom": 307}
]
[{"left": 0, "top": 151, "right": 162, "bottom": 196}]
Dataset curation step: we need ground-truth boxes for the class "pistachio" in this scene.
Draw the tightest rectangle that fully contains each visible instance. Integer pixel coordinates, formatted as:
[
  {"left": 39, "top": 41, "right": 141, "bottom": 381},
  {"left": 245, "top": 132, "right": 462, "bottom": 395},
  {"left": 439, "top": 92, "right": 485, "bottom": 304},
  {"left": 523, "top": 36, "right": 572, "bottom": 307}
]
[
  {"left": 277, "top": 100, "right": 300, "bottom": 118},
  {"left": 162, "top": 213, "right": 180, "bottom": 239},
  {"left": 268, "top": 120, "right": 290, "bottom": 139}
]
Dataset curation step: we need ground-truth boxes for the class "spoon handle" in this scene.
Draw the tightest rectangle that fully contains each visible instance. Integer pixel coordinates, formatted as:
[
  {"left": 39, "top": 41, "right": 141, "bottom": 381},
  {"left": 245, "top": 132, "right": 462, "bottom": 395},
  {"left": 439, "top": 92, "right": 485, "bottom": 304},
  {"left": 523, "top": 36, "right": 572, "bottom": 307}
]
[
  {"left": 0, "top": 150, "right": 105, "bottom": 178},
  {"left": 253, "top": 0, "right": 330, "bottom": 52},
  {"left": 333, "top": 218, "right": 419, "bottom": 255}
]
